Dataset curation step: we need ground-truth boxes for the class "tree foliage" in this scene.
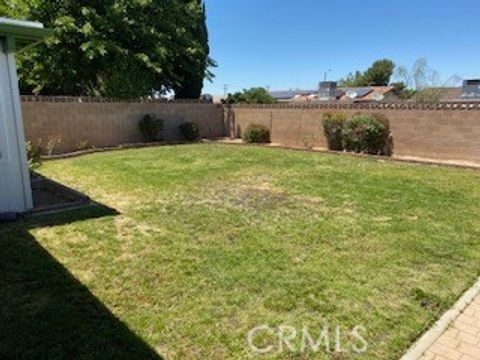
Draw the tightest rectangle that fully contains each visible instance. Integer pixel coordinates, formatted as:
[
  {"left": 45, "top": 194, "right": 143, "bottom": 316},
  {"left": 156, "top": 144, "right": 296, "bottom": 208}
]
[
  {"left": 2, "top": 0, "right": 214, "bottom": 98},
  {"left": 390, "top": 82, "right": 416, "bottom": 100},
  {"left": 362, "top": 59, "right": 395, "bottom": 86},
  {"left": 340, "top": 59, "right": 395, "bottom": 87},
  {"left": 396, "top": 58, "right": 436, "bottom": 91},
  {"left": 225, "top": 87, "right": 277, "bottom": 104},
  {"left": 396, "top": 58, "right": 462, "bottom": 103},
  {"left": 339, "top": 71, "right": 364, "bottom": 87},
  {"left": 173, "top": 1, "right": 214, "bottom": 99},
  {"left": 0, "top": 0, "right": 29, "bottom": 17}
]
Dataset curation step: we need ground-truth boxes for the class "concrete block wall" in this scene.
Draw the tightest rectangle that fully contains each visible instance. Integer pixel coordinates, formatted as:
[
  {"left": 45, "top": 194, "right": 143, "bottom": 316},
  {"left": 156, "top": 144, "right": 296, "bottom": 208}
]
[
  {"left": 22, "top": 98, "right": 225, "bottom": 153},
  {"left": 224, "top": 104, "right": 480, "bottom": 163},
  {"left": 21, "top": 97, "right": 480, "bottom": 163}
]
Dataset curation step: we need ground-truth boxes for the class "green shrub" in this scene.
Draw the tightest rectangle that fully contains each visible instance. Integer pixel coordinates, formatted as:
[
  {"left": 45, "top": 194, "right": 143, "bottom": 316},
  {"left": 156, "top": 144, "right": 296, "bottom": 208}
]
[
  {"left": 26, "top": 141, "right": 42, "bottom": 169},
  {"left": 322, "top": 112, "right": 347, "bottom": 151},
  {"left": 342, "top": 113, "right": 392, "bottom": 155},
  {"left": 242, "top": 124, "right": 271, "bottom": 143},
  {"left": 138, "top": 114, "right": 164, "bottom": 141},
  {"left": 179, "top": 122, "right": 200, "bottom": 141},
  {"left": 370, "top": 113, "right": 393, "bottom": 156}
]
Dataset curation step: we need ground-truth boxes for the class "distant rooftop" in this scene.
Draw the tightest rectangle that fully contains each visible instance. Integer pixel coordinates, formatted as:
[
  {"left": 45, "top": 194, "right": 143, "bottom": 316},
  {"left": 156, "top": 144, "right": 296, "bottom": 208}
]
[
  {"left": 269, "top": 89, "right": 318, "bottom": 100},
  {"left": 270, "top": 85, "right": 396, "bottom": 102},
  {"left": 413, "top": 85, "right": 480, "bottom": 102},
  {"left": 271, "top": 79, "right": 480, "bottom": 102}
]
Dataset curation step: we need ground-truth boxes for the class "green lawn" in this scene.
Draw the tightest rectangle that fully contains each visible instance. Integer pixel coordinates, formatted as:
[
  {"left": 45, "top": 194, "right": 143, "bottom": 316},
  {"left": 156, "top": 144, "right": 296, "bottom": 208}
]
[{"left": 1, "top": 144, "right": 480, "bottom": 359}]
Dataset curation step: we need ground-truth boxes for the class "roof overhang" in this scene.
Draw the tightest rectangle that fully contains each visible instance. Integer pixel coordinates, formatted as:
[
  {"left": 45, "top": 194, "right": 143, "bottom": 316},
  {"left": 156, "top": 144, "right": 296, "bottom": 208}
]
[{"left": 0, "top": 17, "right": 53, "bottom": 52}]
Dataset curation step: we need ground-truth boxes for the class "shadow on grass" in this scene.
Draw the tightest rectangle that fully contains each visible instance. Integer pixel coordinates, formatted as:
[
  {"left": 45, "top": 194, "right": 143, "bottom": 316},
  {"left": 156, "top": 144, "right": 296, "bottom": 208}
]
[{"left": 0, "top": 205, "right": 163, "bottom": 360}]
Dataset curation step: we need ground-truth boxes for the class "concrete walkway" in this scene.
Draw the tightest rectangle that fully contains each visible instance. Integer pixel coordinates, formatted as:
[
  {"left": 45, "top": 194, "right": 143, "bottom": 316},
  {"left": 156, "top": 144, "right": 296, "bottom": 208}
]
[{"left": 420, "top": 293, "right": 480, "bottom": 360}]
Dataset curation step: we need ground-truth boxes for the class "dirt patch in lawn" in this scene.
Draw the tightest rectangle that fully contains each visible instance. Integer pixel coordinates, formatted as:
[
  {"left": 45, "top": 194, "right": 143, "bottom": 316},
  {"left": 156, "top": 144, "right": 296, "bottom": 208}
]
[{"left": 162, "top": 177, "right": 329, "bottom": 215}]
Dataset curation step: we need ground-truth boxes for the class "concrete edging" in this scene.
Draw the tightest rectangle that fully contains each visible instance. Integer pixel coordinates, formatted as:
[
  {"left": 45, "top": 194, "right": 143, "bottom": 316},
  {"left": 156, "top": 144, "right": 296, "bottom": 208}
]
[{"left": 400, "top": 278, "right": 480, "bottom": 360}]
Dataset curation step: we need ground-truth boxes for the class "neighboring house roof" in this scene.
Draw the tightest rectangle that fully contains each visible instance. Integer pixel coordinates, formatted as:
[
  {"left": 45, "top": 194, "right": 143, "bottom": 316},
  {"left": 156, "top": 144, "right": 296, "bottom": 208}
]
[
  {"left": 437, "top": 87, "right": 463, "bottom": 100},
  {"left": 413, "top": 87, "right": 480, "bottom": 102},
  {"left": 272, "top": 85, "right": 480, "bottom": 103},
  {"left": 269, "top": 89, "right": 317, "bottom": 100},
  {"left": 270, "top": 86, "right": 396, "bottom": 102},
  {"left": 339, "top": 86, "right": 396, "bottom": 102},
  {"left": 339, "top": 87, "right": 374, "bottom": 99},
  {"left": 410, "top": 87, "right": 462, "bottom": 102}
]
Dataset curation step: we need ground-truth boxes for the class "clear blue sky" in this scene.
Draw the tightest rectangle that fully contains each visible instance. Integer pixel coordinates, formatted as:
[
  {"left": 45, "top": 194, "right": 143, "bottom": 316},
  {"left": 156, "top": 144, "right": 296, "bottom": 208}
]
[{"left": 203, "top": 0, "right": 480, "bottom": 95}]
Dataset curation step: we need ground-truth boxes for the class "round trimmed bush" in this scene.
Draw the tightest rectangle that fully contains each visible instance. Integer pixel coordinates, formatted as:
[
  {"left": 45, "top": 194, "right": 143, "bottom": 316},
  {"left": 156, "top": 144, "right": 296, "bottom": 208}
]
[
  {"left": 342, "top": 113, "right": 392, "bottom": 155},
  {"left": 369, "top": 113, "right": 393, "bottom": 156},
  {"left": 179, "top": 122, "right": 200, "bottom": 141},
  {"left": 242, "top": 124, "right": 271, "bottom": 143},
  {"left": 138, "top": 114, "right": 164, "bottom": 142},
  {"left": 322, "top": 112, "right": 347, "bottom": 151}
]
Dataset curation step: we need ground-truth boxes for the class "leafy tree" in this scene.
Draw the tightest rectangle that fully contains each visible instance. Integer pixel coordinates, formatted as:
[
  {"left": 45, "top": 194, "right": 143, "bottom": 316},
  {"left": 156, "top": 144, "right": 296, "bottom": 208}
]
[
  {"left": 0, "top": 0, "right": 28, "bottom": 17},
  {"left": 225, "top": 88, "right": 277, "bottom": 104},
  {"left": 362, "top": 59, "right": 395, "bottom": 86},
  {"left": 173, "top": 0, "right": 215, "bottom": 99},
  {"left": 2, "top": 0, "right": 214, "bottom": 98},
  {"left": 340, "top": 59, "right": 395, "bottom": 87}
]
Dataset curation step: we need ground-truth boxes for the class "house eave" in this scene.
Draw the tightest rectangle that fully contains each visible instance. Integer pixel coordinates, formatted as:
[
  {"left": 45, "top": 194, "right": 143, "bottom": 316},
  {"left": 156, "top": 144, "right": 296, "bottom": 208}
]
[{"left": 0, "top": 18, "right": 53, "bottom": 52}]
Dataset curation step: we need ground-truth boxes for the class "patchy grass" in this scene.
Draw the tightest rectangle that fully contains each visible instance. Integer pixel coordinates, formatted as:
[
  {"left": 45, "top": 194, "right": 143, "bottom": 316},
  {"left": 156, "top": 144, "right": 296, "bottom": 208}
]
[{"left": 1, "top": 144, "right": 480, "bottom": 359}]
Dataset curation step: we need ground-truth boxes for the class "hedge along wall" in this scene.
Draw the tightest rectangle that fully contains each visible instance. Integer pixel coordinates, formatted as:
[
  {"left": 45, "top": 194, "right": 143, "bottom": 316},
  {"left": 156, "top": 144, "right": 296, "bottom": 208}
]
[
  {"left": 22, "top": 97, "right": 225, "bottom": 154},
  {"left": 224, "top": 103, "right": 480, "bottom": 163}
]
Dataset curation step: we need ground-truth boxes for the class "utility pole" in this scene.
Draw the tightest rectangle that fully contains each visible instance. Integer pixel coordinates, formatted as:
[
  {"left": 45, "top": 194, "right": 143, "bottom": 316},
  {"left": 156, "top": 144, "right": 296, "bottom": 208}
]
[
  {"left": 324, "top": 69, "right": 333, "bottom": 82},
  {"left": 223, "top": 84, "right": 229, "bottom": 97}
]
